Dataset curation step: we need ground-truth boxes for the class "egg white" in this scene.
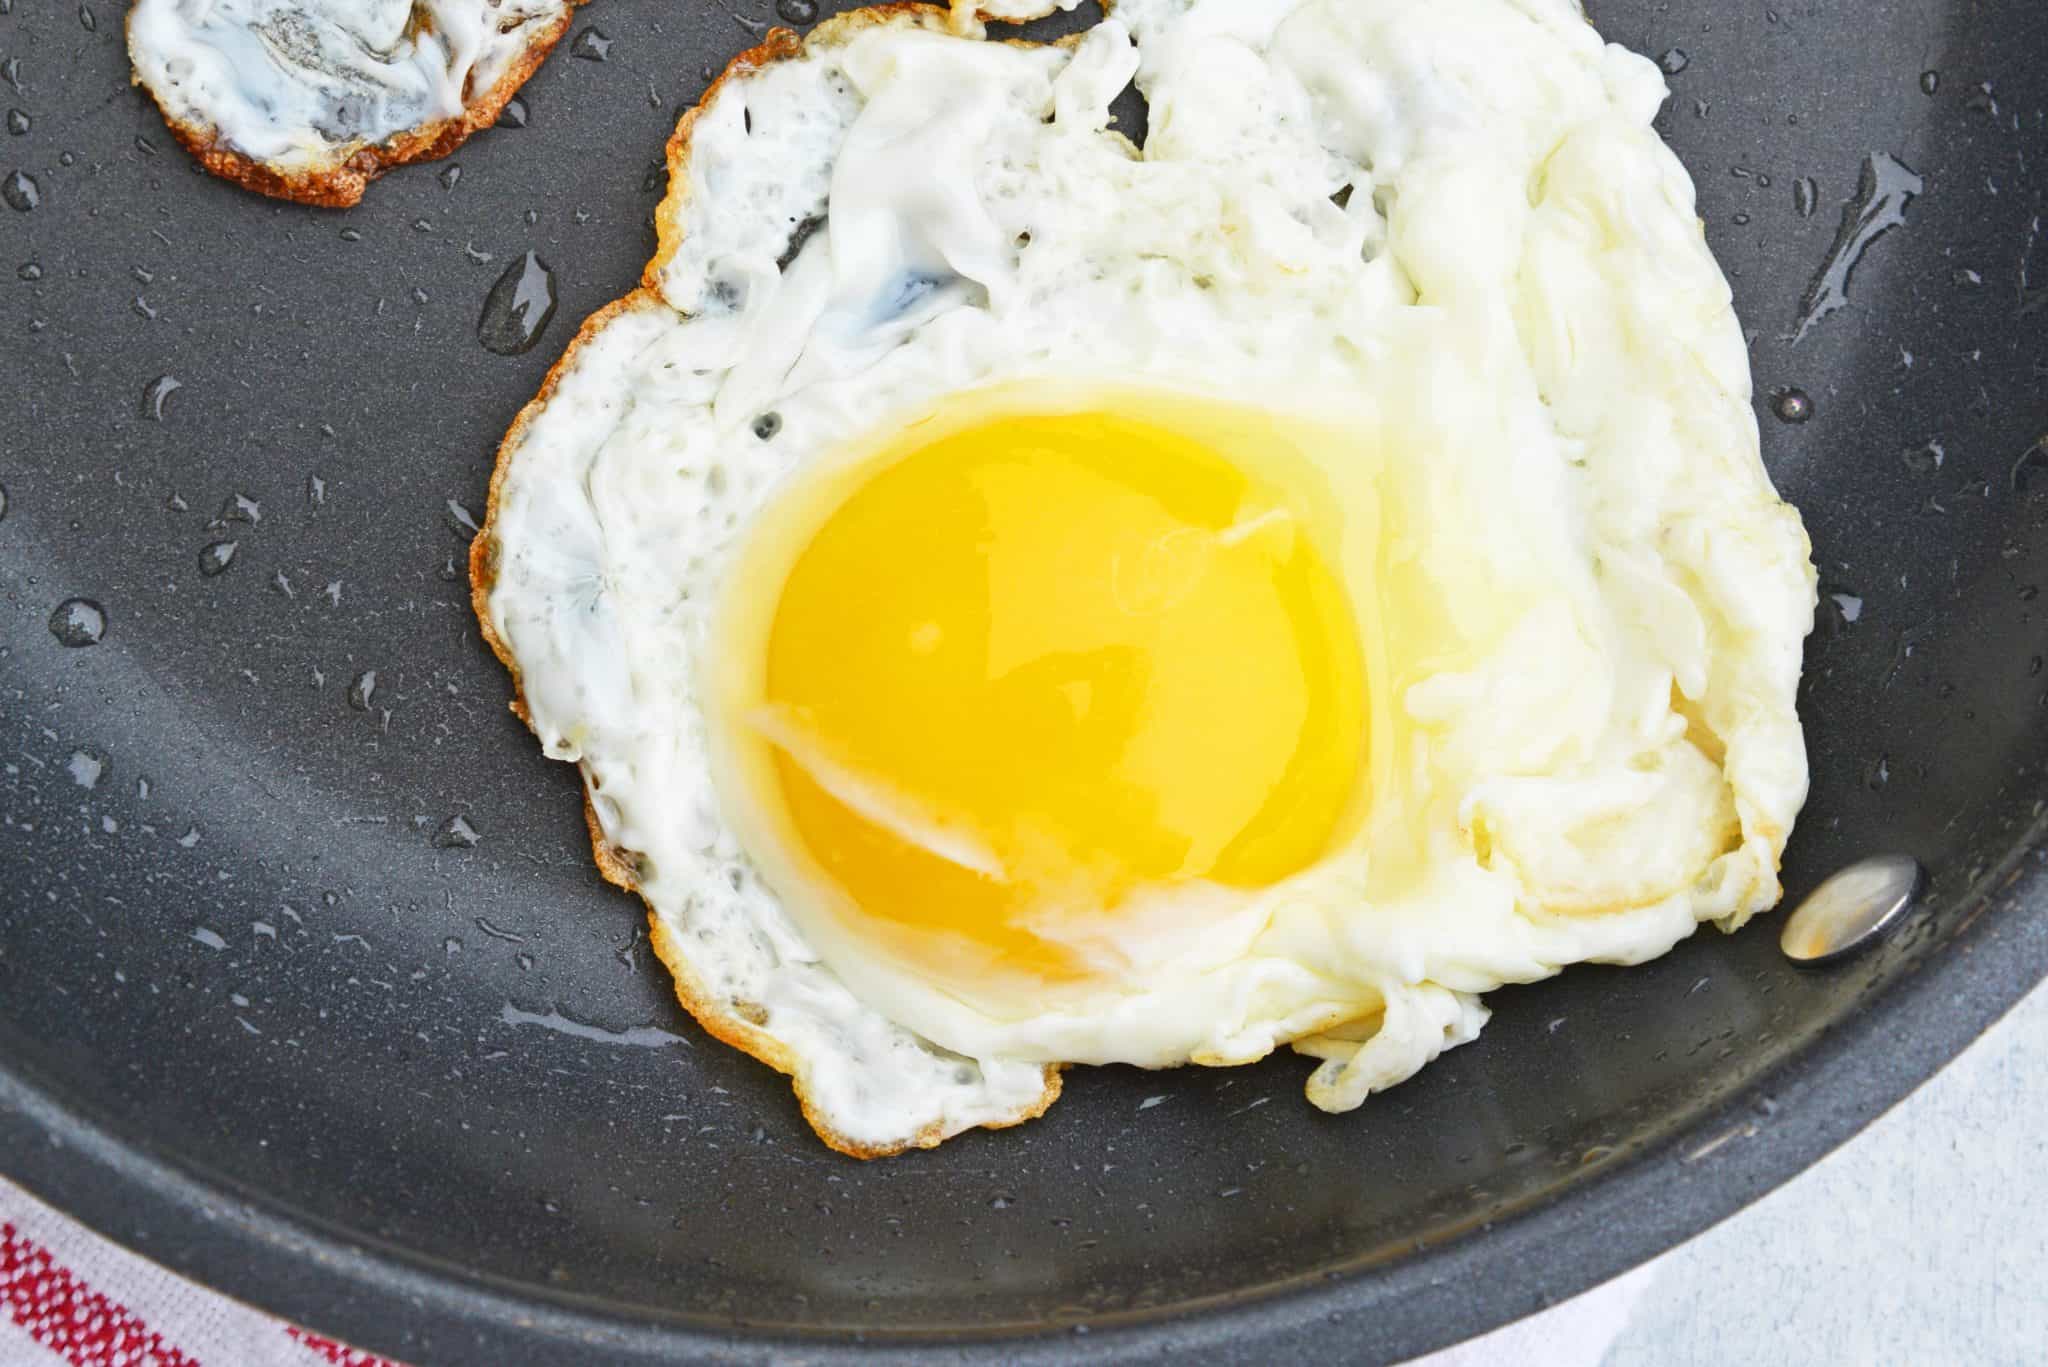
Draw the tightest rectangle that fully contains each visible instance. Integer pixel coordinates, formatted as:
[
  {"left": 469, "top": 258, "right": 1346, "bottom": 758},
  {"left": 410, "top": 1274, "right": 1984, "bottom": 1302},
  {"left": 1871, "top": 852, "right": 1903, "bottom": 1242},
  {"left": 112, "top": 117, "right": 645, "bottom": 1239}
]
[{"left": 478, "top": 0, "right": 1816, "bottom": 1153}]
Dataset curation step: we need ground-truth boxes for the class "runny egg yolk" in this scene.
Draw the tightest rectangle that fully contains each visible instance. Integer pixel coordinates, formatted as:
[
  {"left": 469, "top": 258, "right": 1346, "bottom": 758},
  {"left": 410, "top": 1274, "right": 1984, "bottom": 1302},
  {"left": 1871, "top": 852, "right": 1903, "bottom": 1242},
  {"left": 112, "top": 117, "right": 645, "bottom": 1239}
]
[{"left": 730, "top": 397, "right": 1369, "bottom": 979}]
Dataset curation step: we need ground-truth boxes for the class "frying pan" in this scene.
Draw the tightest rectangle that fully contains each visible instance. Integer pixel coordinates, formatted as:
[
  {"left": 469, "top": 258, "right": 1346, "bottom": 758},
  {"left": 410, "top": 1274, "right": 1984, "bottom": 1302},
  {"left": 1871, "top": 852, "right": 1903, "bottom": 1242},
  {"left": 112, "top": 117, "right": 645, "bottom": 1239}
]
[{"left": 3, "top": 1, "right": 2045, "bottom": 1361}]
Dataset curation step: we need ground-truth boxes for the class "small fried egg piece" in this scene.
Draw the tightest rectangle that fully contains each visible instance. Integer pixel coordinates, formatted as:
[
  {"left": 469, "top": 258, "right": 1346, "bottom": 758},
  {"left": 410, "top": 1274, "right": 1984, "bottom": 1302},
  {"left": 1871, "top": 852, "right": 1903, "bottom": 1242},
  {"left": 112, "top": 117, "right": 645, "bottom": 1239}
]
[
  {"left": 475, "top": 0, "right": 1816, "bottom": 1155},
  {"left": 127, "top": 0, "right": 585, "bottom": 205}
]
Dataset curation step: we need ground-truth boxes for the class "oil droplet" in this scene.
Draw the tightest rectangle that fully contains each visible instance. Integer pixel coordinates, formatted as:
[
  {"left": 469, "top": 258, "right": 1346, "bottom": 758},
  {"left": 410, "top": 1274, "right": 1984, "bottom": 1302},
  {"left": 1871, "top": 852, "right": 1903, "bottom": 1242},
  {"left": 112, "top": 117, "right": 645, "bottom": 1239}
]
[
  {"left": 1657, "top": 48, "right": 1689, "bottom": 75},
  {"left": 1792, "top": 177, "right": 1817, "bottom": 218},
  {"left": 6, "top": 109, "right": 28, "bottom": 136},
  {"left": 496, "top": 97, "right": 529, "bottom": 129},
  {"left": 16, "top": 261, "right": 37, "bottom": 280},
  {"left": 478, "top": 251, "right": 557, "bottom": 356},
  {"left": 1793, "top": 152, "right": 1921, "bottom": 343},
  {"left": 444, "top": 498, "right": 481, "bottom": 538},
  {"left": 433, "top": 815, "right": 481, "bottom": 849},
  {"left": 208, "top": 493, "right": 261, "bottom": 528},
  {"left": 2, "top": 169, "right": 39, "bottom": 211},
  {"left": 198, "top": 540, "right": 237, "bottom": 576},
  {"left": 79, "top": 4, "right": 95, "bottom": 31},
  {"left": 1900, "top": 439, "right": 1944, "bottom": 474},
  {"left": 142, "top": 374, "right": 182, "bottom": 420},
  {"left": 1919, "top": 70, "right": 1938, "bottom": 96},
  {"left": 49, "top": 598, "right": 106, "bottom": 646},
  {"left": 571, "top": 27, "right": 611, "bottom": 60},
  {"left": 1770, "top": 387, "right": 1813, "bottom": 423},
  {"left": 775, "top": 0, "right": 820, "bottom": 22},
  {"left": 347, "top": 669, "right": 378, "bottom": 711}
]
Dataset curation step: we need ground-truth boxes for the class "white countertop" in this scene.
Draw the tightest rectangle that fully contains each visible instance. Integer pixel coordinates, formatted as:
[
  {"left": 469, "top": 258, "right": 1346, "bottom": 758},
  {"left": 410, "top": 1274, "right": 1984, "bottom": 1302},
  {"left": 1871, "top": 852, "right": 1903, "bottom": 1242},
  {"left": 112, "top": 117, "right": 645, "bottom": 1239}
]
[{"left": 1415, "top": 979, "right": 2048, "bottom": 1366}]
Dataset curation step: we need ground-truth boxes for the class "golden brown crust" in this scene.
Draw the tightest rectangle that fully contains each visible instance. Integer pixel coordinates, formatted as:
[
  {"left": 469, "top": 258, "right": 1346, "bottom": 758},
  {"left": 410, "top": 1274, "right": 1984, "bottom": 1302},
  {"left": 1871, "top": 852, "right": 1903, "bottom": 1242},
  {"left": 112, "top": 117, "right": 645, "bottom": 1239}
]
[
  {"left": 127, "top": 1, "right": 588, "bottom": 208},
  {"left": 471, "top": 7, "right": 1068, "bottom": 1156}
]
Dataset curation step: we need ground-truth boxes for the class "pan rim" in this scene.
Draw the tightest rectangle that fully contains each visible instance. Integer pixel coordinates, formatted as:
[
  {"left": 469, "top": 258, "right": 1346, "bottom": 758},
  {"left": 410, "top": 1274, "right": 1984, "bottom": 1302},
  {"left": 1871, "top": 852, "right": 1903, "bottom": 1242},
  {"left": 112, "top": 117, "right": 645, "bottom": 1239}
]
[{"left": 5, "top": 824, "right": 2045, "bottom": 1365}]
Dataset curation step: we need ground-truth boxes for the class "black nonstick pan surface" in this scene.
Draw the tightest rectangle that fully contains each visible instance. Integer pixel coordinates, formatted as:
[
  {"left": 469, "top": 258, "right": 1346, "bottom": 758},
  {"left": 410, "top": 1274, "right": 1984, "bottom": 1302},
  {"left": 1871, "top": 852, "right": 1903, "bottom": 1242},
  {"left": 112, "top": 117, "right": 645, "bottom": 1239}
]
[{"left": 4, "top": 1, "right": 2047, "bottom": 1362}]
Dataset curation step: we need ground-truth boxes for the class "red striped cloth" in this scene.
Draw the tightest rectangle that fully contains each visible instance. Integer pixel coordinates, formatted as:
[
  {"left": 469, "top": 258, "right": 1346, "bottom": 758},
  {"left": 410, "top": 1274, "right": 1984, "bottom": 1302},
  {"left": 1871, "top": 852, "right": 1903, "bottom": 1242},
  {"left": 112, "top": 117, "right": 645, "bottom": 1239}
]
[{"left": 0, "top": 1181, "right": 401, "bottom": 1367}]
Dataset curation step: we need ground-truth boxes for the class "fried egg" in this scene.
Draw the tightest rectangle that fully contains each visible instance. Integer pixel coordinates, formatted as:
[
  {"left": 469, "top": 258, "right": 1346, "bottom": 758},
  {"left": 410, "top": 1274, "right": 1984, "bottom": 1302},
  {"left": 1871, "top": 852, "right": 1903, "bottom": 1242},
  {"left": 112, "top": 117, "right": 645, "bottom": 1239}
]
[
  {"left": 473, "top": 0, "right": 1817, "bottom": 1155},
  {"left": 127, "top": 0, "right": 585, "bottom": 205}
]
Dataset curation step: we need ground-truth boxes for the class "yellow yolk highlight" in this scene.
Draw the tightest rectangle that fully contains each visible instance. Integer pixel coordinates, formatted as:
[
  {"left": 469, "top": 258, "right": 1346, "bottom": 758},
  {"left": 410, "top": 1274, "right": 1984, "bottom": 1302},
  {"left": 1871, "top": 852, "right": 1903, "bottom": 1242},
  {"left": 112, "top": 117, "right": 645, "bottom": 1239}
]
[{"left": 726, "top": 395, "right": 1370, "bottom": 979}]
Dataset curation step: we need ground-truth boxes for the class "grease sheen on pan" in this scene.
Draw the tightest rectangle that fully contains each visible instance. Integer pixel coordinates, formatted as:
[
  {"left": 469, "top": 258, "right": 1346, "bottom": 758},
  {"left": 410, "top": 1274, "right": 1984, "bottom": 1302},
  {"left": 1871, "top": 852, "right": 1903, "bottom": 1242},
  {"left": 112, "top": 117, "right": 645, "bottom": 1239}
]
[
  {"left": 475, "top": 0, "right": 1817, "bottom": 1156},
  {"left": 126, "top": 0, "right": 583, "bottom": 205}
]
